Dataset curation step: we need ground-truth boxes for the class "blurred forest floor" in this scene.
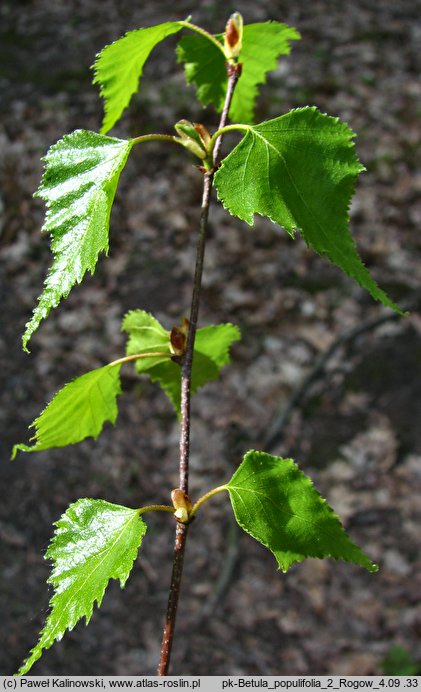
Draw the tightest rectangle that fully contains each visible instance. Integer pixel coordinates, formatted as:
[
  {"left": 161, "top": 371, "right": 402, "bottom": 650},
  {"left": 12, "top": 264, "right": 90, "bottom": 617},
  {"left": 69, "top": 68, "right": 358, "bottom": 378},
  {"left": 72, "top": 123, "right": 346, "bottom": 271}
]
[{"left": 1, "top": 0, "right": 420, "bottom": 676}]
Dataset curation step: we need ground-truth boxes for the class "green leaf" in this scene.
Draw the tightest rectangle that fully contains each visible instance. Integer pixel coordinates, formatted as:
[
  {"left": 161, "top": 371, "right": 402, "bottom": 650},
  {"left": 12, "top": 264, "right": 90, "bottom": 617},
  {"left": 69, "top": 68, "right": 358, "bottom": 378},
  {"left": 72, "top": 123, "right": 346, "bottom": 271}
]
[
  {"left": 177, "top": 22, "right": 300, "bottom": 124},
  {"left": 122, "top": 310, "right": 240, "bottom": 417},
  {"left": 12, "top": 364, "right": 122, "bottom": 458},
  {"left": 17, "top": 499, "right": 146, "bottom": 675},
  {"left": 122, "top": 310, "right": 172, "bottom": 369},
  {"left": 194, "top": 324, "right": 239, "bottom": 369},
  {"left": 145, "top": 359, "right": 186, "bottom": 416},
  {"left": 148, "top": 323, "right": 240, "bottom": 416},
  {"left": 231, "top": 23, "right": 301, "bottom": 124},
  {"left": 23, "top": 130, "right": 133, "bottom": 351},
  {"left": 214, "top": 107, "right": 401, "bottom": 313},
  {"left": 93, "top": 21, "right": 184, "bottom": 134},
  {"left": 176, "top": 33, "right": 227, "bottom": 114},
  {"left": 381, "top": 646, "right": 421, "bottom": 676},
  {"left": 227, "top": 450, "right": 378, "bottom": 573}
]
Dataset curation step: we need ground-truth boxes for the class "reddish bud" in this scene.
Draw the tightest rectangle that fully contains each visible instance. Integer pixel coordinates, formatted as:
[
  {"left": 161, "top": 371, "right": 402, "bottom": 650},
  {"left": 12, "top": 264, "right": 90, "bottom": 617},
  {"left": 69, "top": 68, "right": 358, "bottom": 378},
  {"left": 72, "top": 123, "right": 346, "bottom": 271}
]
[
  {"left": 225, "top": 19, "right": 239, "bottom": 49},
  {"left": 193, "top": 123, "right": 211, "bottom": 149},
  {"left": 224, "top": 12, "right": 243, "bottom": 60},
  {"left": 174, "top": 119, "right": 208, "bottom": 159},
  {"left": 170, "top": 327, "right": 186, "bottom": 356},
  {"left": 169, "top": 318, "right": 190, "bottom": 357}
]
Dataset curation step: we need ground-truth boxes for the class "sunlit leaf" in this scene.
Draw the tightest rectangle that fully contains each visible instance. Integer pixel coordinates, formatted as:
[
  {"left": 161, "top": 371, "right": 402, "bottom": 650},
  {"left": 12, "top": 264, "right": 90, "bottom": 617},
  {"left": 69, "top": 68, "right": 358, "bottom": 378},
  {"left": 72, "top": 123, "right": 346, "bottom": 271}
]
[
  {"left": 93, "top": 22, "right": 184, "bottom": 134},
  {"left": 18, "top": 499, "right": 146, "bottom": 675},
  {"left": 12, "top": 364, "right": 122, "bottom": 457},
  {"left": 23, "top": 130, "right": 133, "bottom": 350}
]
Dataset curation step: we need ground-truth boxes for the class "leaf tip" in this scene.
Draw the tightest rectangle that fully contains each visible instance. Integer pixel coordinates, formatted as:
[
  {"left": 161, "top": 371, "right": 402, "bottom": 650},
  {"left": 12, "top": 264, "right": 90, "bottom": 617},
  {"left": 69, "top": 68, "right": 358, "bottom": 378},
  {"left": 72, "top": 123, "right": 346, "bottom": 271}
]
[
  {"left": 99, "top": 121, "right": 111, "bottom": 136},
  {"left": 22, "top": 333, "right": 31, "bottom": 353}
]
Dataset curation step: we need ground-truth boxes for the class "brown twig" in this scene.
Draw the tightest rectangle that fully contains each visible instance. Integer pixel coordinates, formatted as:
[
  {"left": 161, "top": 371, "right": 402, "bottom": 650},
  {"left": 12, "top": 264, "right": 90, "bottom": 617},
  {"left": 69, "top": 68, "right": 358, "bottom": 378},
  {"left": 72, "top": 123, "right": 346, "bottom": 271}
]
[
  {"left": 212, "top": 63, "right": 242, "bottom": 167},
  {"left": 157, "top": 63, "right": 242, "bottom": 676}
]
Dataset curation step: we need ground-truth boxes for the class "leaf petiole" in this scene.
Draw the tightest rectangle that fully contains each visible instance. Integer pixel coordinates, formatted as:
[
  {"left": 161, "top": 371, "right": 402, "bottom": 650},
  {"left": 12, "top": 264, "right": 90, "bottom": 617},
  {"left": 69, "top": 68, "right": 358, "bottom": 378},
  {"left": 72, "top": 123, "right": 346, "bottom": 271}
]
[
  {"left": 131, "top": 132, "right": 214, "bottom": 162},
  {"left": 138, "top": 505, "right": 175, "bottom": 516},
  {"left": 190, "top": 484, "right": 228, "bottom": 519},
  {"left": 208, "top": 124, "right": 250, "bottom": 156},
  {"left": 179, "top": 20, "right": 226, "bottom": 57},
  {"left": 131, "top": 133, "right": 179, "bottom": 147},
  {"left": 136, "top": 482, "right": 229, "bottom": 522},
  {"left": 108, "top": 352, "right": 171, "bottom": 367}
]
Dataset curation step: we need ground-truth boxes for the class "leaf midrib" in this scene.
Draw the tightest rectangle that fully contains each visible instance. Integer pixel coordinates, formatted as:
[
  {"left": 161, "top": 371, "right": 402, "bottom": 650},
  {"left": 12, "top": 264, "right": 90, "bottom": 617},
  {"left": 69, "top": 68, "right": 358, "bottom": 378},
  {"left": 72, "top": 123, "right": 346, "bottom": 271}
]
[
  {"left": 251, "top": 128, "right": 353, "bottom": 268},
  {"left": 229, "top": 474, "right": 348, "bottom": 546}
]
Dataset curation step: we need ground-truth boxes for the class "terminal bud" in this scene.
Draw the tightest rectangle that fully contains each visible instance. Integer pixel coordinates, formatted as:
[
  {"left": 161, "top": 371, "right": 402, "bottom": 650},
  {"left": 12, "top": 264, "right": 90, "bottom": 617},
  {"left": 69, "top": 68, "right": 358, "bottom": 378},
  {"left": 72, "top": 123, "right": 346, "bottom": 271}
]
[{"left": 224, "top": 12, "right": 243, "bottom": 60}]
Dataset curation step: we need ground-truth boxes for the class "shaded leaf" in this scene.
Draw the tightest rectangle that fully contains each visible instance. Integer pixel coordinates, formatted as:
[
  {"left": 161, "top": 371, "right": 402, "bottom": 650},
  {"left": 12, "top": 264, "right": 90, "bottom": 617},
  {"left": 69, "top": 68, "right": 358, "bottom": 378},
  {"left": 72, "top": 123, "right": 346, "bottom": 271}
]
[
  {"left": 12, "top": 365, "right": 122, "bottom": 458},
  {"left": 149, "top": 323, "right": 240, "bottom": 416},
  {"left": 122, "top": 310, "right": 240, "bottom": 417},
  {"left": 93, "top": 22, "right": 184, "bottom": 134},
  {"left": 18, "top": 499, "right": 146, "bottom": 675},
  {"left": 227, "top": 450, "right": 378, "bottom": 573},
  {"left": 122, "top": 310, "right": 172, "bottom": 369},
  {"left": 176, "top": 33, "right": 227, "bottom": 114},
  {"left": 146, "top": 359, "right": 186, "bottom": 415},
  {"left": 146, "top": 350, "right": 217, "bottom": 417},
  {"left": 214, "top": 107, "right": 401, "bottom": 313},
  {"left": 194, "top": 324, "right": 238, "bottom": 368},
  {"left": 23, "top": 130, "right": 133, "bottom": 350},
  {"left": 177, "top": 22, "right": 300, "bottom": 124},
  {"left": 231, "top": 23, "right": 300, "bottom": 123}
]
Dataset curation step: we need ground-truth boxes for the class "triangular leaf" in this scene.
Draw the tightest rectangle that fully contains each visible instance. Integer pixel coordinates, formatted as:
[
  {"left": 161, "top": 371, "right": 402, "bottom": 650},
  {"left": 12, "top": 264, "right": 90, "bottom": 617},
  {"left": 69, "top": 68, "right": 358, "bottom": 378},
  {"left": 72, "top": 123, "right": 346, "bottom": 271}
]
[
  {"left": 214, "top": 107, "right": 401, "bottom": 313},
  {"left": 17, "top": 499, "right": 146, "bottom": 675},
  {"left": 12, "top": 364, "right": 122, "bottom": 458},
  {"left": 177, "top": 22, "right": 300, "bottom": 124},
  {"left": 122, "top": 310, "right": 240, "bottom": 417},
  {"left": 23, "top": 130, "right": 133, "bottom": 351},
  {"left": 93, "top": 22, "right": 184, "bottom": 134},
  {"left": 227, "top": 450, "right": 377, "bottom": 573}
]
